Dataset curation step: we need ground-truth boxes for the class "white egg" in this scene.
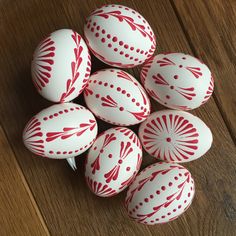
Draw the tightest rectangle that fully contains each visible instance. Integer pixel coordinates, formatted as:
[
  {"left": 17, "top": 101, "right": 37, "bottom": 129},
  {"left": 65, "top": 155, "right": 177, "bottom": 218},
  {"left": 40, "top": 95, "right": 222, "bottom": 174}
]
[
  {"left": 125, "top": 162, "right": 195, "bottom": 225},
  {"left": 141, "top": 53, "right": 214, "bottom": 110},
  {"left": 31, "top": 29, "right": 91, "bottom": 102},
  {"left": 85, "top": 127, "right": 142, "bottom": 197},
  {"left": 139, "top": 110, "right": 213, "bottom": 163},
  {"left": 84, "top": 4, "right": 156, "bottom": 68},
  {"left": 83, "top": 68, "right": 151, "bottom": 126},
  {"left": 23, "top": 103, "right": 98, "bottom": 169}
]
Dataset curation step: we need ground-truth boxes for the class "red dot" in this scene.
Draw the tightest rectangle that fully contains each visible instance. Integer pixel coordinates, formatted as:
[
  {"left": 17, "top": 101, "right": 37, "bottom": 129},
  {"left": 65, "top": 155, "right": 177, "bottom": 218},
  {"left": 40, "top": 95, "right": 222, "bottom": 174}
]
[
  {"left": 63, "top": 151, "right": 67, "bottom": 154},
  {"left": 91, "top": 27, "right": 94, "bottom": 32},
  {"left": 104, "top": 83, "right": 108, "bottom": 86},
  {"left": 166, "top": 95, "right": 170, "bottom": 99},
  {"left": 57, "top": 151, "right": 61, "bottom": 154},
  {"left": 110, "top": 84, "right": 114, "bottom": 88},
  {"left": 118, "top": 159, "right": 123, "bottom": 164},
  {"left": 93, "top": 146, "right": 97, "bottom": 150},
  {"left": 99, "top": 81, "right": 102, "bottom": 85},
  {"left": 59, "top": 111, "right": 63, "bottom": 114},
  {"left": 182, "top": 57, "right": 186, "bottom": 60},
  {"left": 119, "top": 41, "right": 124, "bottom": 46},
  {"left": 117, "top": 87, "right": 121, "bottom": 91},
  {"left": 68, "top": 151, "right": 72, "bottom": 154},
  {"left": 112, "top": 36, "right": 117, "bottom": 42},
  {"left": 96, "top": 94, "right": 100, "bottom": 98},
  {"left": 119, "top": 107, "right": 124, "bottom": 111},
  {"left": 179, "top": 173, "right": 182, "bottom": 177},
  {"left": 139, "top": 202, "right": 143, "bottom": 206},
  {"left": 156, "top": 190, "right": 160, "bottom": 194},
  {"left": 161, "top": 186, "right": 166, "bottom": 191},
  {"left": 188, "top": 193, "right": 191, "bottom": 197},
  {"left": 114, "top": 48, "right": 118, "bottom": 52},
  {"left": 179, "top": 65, "right": 183, "bottom": 68},
  {"left": 108, "top": 154, "right": 112, "bottom": 158},
  {"left": 144, "top": 198, "right": 149, "bottom": 202},
  {"left": 107, "top": 34, "right": 111, "bottom": 38},
  {"left": 43, "top": 117, "right": 48, "bottom": 121},
  {"left": 134, "top": 58, "right": 138, "bottom": 61},
  {"left": 170, "top": 86, "right": 174, "bottom": 89},
  {"left": 136, "top": 49, "right": 140, "bottom": 53},
  {"left": 161, "top": 215, "right": 165, "bottom": 218},
  {"left": 136, "top": 102, "right": 140, "bottom": 106},
  {"left": 166, "top": 137, "right": 171, "bottom": 142},
  {"left": 169, "top": 182, "right": 173, "bottom": 186},
  {"left": 150, "top": 195, "right": 154, "bottom": 199},
  {"left": 127, "top": 93, "right": 130, "bottom": 97},
  {"left": 49, "top": 115, "right": 53, "bottom": 119},
  {"left": 124, "top": 44, "right": 129, "bottom": 49},
  {"left": 184, "top": 200, "right": 187, "bottom": 203},
  {"left": 174, "top": 75, "right": 178, "bottom": 79},
  {"left": 140, "top": 50, "right": 144, "bottom": 54},
  {"left": 54, "top": 113, "right": 58, "bottom": 117},
  {"left": 174, "top": 176, "right": 178, "bottom": 180},
  {"left": 126, "top": 167, "right": 130, "bottom": 171},
  {"left": 100, "top": 149, "right": 104, "bottom": 153},
  {"left": 120, "top": 51, "right": 124, "bottom": 55},
  {"left": 96, "top": 26, "right": 100, "bottom": 30},
  {"left": 95, "top": 33, "right": 99, "bottom": 37},
  {"left": 122, "top": 90, "right": 126, "bottom": 94},
  {"left": 49, "top": 151, "right": 53, "bottom": 154},
  {"left": 108, "top": 43, "right": 112, "bottom": 48},
  {"left": 64, "top": 109, "right": 68, "bottom": 113},
  {"left": 93, "top": 22, "right": 96, "bottom": 26},
  {"left": 130, "top": 57, "right": 133, "bottom": 60},
  {"left": 70, "top": 108, "right": 74, "bottom": 111},
  {"left": 167, "top": 212, "right": 171, "bottom": 215},
  {"left": 102, "top": 29, "right": 106, "bottom": 34},
  {"left": 173, "top": 209, "right": 176, "bottom": 212},
  {"left": 101, "top": 38, "right": 105, "bottom": 43},
  {"left": 125, "top": 54, "right": 129, "bottom": 57},
  {"left": 130, "top": 47, "right": 134, "bottom": 51},
  {"left": 132, "top": 98, "right": 135, "bottom": 102},
  {"left": 178, "top": 205, "right": 181, "bottom": 209},
  {"left": 155, "top": 218, "right": 159, "bottom": 221}
]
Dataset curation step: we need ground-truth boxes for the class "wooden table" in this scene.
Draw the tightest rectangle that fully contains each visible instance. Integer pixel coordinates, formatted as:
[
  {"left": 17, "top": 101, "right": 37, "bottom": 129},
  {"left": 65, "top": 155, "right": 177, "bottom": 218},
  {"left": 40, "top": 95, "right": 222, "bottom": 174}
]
[{"left": 0, "top": 0, "right": 236, "bottom": 235}]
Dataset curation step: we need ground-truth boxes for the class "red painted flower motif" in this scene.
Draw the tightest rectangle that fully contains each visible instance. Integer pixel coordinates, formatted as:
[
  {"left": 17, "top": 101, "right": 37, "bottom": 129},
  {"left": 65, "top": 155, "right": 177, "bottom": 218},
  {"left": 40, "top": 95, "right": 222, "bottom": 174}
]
[
  {"left": 32, "top": 36, "right": 55, "bottom": 91},
  {"left": 23, "top": 117, "right": 44, "bottom": 156},
  {"left": 104, "top": 141, "right": 133, "bottom": 183},
  {"left": 135, "top": 171, "right": 191, "bottom": 223},
  {"left": 92, "top": 10, "right": 154, "bottom": 42},
  {"left": 46, "top": 119, "right": 96, "bottom": 142},
  {"left": 186, "top": 66, "right": 202, "bottom": 78},
  {"left": 60, "top": 31, "right": 86, "bottom": 102},
  {"left": 91, "top": 132, "right": 116, "bottom": 174},
  {"left": 152, "top": 73, "right": 196, "bottom": 100},
  {"left": 202, "top": 75, "right": 214, "bottom": 104},
  {"left": 117, "top": 70, "right": 133, "bottom": 82},
  {"left": 86, "top": 176, "right": 117, "bottom": 197},
  {"left": 156, "top": 57, "right": 175, "bottom": 67},
  {"left": 142, "top": 114, "right": 199, "bottom": 162},
  {"left": 101, "top": 95, "right": 118, "bottom": 108},
  {"left": 140, "top": 57, "right": 154, "bottom": 85}
]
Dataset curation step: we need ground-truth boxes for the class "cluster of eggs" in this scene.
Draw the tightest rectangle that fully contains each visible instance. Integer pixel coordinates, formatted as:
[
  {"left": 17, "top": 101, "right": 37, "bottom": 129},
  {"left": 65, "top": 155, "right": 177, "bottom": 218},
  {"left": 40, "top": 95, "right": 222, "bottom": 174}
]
[{"left": 23, "top": 4, "right": 214, "bottom": 225}]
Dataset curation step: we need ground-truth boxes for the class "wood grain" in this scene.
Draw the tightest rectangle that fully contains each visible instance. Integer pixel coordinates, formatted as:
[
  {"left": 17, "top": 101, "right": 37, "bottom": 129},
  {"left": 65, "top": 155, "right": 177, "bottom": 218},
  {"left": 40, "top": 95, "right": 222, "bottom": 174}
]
[
  {"left": 0, "top": 126, "right": 49, "bottom": 235},
  {"left": 0, "top": 0, "right": 235, "bottom": 235},
  {"left": 171, "top": 0, "right": 236, "bottom": 143}
]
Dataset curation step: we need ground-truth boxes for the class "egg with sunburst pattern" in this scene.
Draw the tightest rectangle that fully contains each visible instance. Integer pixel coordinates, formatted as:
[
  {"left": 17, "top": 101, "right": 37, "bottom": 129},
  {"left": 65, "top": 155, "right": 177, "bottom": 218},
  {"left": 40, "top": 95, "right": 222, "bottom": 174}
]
[{"left": 138, "top": 110, "right": 212, "bottom": 163}]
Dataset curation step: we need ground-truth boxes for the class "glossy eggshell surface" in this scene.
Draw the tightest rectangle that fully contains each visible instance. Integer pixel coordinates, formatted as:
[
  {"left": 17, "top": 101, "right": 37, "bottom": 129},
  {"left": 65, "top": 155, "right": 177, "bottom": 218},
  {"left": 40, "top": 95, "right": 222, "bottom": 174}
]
[
  {"left": 139, "top": 110, "right": 212, "bottom": 163},
  {"left": 23, "top": 103, "right": 98, "bottom": 159},
  {"left": 141, "top": 53, "right": 214, "bottom": 110},
  {"left": 125, "top": 162, "right": 195, "bottom": 225},
  {"left": 84, "top": 4, "right": 156, "bottom": 68},
  {"left": 31, "top": 29, "right": 91, "bottom": 102},
  {"left": 84, "top": 68, "right": 150, "bottom": 126},
  {"left": 85, "top": 127, "right": 142, "bottom": 197}
]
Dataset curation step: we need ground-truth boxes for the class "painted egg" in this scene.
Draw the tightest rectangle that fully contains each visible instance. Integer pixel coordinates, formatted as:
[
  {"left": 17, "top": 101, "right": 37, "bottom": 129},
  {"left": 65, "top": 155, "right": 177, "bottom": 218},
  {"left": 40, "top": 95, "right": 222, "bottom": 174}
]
[
  {"left": 85, "top": 127, "right": 142, "bottom": 197},
  {"left": 84, "top": 68, "right": 151, "bottom": 126},
  {"left": 125, "top": 162, "right": 195, "bottom": 225},
  {"left": 31, "top": 29, "right": 91, "bottom": 102},
  {"left": 84, "top": 4, "right": 156, "bottom": 68},
  {"left": 139, "top": 110, "right": 213, "bottom": 163},
  {"left": 141, "top": 53, "right": 214, "bottom": 110},
  {"left": 23, "top": 103, "right": 98, "bottom": 162}
]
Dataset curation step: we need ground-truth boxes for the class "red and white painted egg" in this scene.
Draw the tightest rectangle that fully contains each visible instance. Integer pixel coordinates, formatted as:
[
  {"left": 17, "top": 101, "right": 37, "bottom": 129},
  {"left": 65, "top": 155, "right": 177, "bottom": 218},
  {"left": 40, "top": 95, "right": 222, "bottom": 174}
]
[
  {"left": 141, "top": 53, "right": 214, "bottom": 110},
  {"left": 139, "top": 110, "right": 213, "bottom": 163},
  {"left": 84, "top": 69, "right": 151, "bottom": 126},
  {"left": 125, "top": 162, "right": 195, "bottom": 225},
  {"left": 84, "top": 4, "right": 156, "bottom": 68},
  {"left": 23, "top": 103, "right": 98, "bottom": 159},
  {"left": 85, "top": 127, "right": 142, "bottom": 197},
  {"left": 31, "top": 29, "right": 91, "bottom": 103}
]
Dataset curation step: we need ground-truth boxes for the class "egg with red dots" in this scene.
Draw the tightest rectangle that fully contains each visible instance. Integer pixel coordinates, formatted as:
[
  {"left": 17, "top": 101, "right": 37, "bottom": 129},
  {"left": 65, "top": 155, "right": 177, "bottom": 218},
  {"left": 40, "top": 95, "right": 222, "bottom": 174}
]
[
  {"left": 139, "top": 110, "right": 213, "bottom": 163},
  {"left": 22, "top": 103, "right": 98, "bottom": 165},
  {"left": 84, "top": 68, "right": 151, "bottom": 126},
  {"left": 84, "top": 4, "right": 156, "bottom": 68},
  {"left": 85, "top": 127, "right": 143, "bottom": 197},
  {"left": 31, "top": 29, "right": 91, "bottom": 103},
  {"left": 125, "top": 162, "right": 195, "bottom": 225},
  {"left": 140, "top": 52, "right": 214, "bottom": 110}
]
